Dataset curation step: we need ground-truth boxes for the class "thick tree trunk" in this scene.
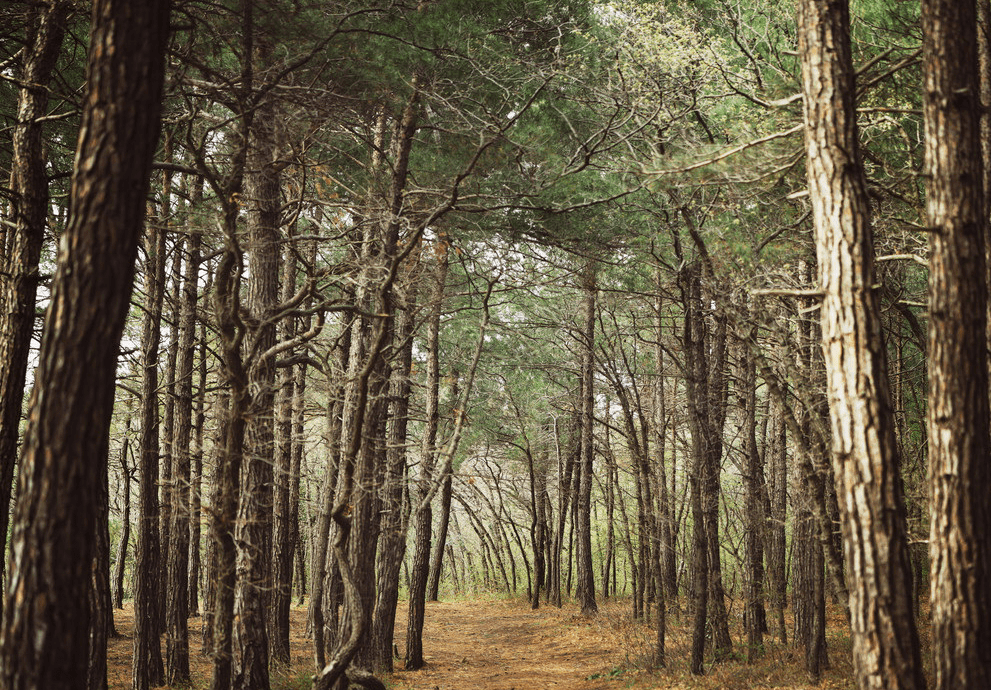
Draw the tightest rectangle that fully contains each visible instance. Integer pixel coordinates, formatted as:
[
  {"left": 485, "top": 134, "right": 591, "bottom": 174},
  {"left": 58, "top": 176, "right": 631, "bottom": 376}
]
[
  {"left": 0, "top": 2, "right": 169, "bottom": 687},
  {"left": 797, "top": 1, "right": 925, "bottom": 688},
  {"left": 923, "top": 1, "right": 991, "bottom": 687},
  {"left": 0, "top": 1, "right": 71, "bottom": 619}
]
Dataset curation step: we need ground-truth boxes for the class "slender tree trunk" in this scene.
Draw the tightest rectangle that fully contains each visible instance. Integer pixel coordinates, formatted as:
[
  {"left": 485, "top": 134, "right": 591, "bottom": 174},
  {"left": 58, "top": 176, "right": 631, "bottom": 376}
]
[
  {"left": 406, "top": 238, "right": 447, "bottom": 671},
  {"left": 270, "top": 237, "right": 298, "bottom": 667},
  {"left": 739, "top": 327, "right": 766, "bottom": 662},
  {"left": 132, "top": 225, "right": 168, "bottom": 690},
  {"left": 113, "top": 416, "right": 133, "bottom": 609},
  {"left": 575, "top": 260, "right": 598, "bottom": 616},
  {"left": 766, "top": 392, "right": 788, "bottom": 644},
  {"left": 189, "top": 316, "right": 207, "bottom": 616},
  {"left": 160, "top": 244, "right": 182, "bottom": 595},
  {"left": 797, "top": 2, "right": 925, "bottom": 687},
  {"left": 0, "top": 2, "right": 169, "bottom": 686},
  {"left": 923, "top": 1, "right": 991, "bottom": 687},
  {"left": 166, "top": 224, "right": 199, "bottom": 685},
  {"left": 89, "top": 431, "right": 115, "bottom": 690}
]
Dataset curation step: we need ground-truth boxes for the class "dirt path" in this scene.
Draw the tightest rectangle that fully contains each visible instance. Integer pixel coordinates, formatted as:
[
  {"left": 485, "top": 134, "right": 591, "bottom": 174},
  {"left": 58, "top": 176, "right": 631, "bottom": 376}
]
[
  {"left": 391, "top": 598, "right": 636, "bottom": 690},
  {"left": 108, "top": 596, "right": 855, "bottom": 690}
]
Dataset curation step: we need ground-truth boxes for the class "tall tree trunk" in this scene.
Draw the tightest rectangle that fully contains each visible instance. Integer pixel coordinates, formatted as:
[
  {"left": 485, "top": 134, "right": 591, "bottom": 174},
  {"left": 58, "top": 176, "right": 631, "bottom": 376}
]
[
  {"left": 166, "top": 225, "right": 200, "bottom": 685},
  {"left": 132, "top": 225, "right": 168, "bottom": 690},
  {"left": 0, "top": 2, "right": 170, "bottom": 686},
  {"left": 739, "top": 326, "right": 766, "bottom": 662},
  {"left": 792, "top": 263, "right": 829, "bottom": 679},
  {"left": 89, "top": 428, "right": 115, "bottom": 690},
  {"left": 189, "top": 316, "right": 208, "bottom": 616},
  {"left": 368, "top": 272, "right": 417, "bottom": 673},
  {"left": 923, "top": 1, "right": 991, "bottom": 687},
  {"left": 0, "top": 1, "right": 71, "bottom": 619},
  {"left": 406, "top": 238, "right": 448, "bottom": 671},
  {"left": 528, "top": 437, "right": 550, "bottom": 610},
  {"left": 426, "top": 472, "right": 453, "bottom": 602},
  {"left": 209, "top": 203, "right": 250, "bottom": 690},
  {"left": 766, "top": 387, "right": 788, "bottom": 644},
  {"left": 232, "top": 88, "right": 282, "bottom": 690},
  {"left": 797, "top": 1, "right": 925, "bottom": 688},
  {"left": 113, "top": 414, "right": 134, "bottom": 609},
  {"left": 160, "top": 244, "right": 182, "bottom": 597},
  {"left": 270, "top": 237, "right": 299, "bottom": 667},
  {"left": 574, "top": 260, "right": 598, "bottom": 616}
]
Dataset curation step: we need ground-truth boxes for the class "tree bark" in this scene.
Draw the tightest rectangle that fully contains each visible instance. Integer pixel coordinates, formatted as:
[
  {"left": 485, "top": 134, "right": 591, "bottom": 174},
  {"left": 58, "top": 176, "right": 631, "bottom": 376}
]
[
  {"left": 113, "top": 415, "right": 134, "bottom": 609},
  {"left": 166, "top": 225, "right": 200, "bottom": 685},
  {"left": 189, "top": 316, "right": 208, "bottom": 616},
  {"left": 739, "top": 327, "right": 766, "bottom": 662},
  {"left": 923, "top": 1, "right": 991, "bottom": 687},
  {"left": 574, "top": 260, "right": 598, "bottom": 616},
  {"left": 368, "top": 272, "right": 417, "bottom": 673},
  {"left": 232, "top": 90, "right": 282, "bottom": 690},
  {"left": 406, "top": 238, "right": 448, "bottom": 670},
  {"left": 797, "top": 1, "right": 926, "bottom": 687},
  {"left": 270, "top": 235, "right": 299, "bottom": 667},
  {"left": 132, "top": 225, "right": 167, "bottom": 690},
  {"left": 0, "top": 1, "right": 71, "bottom": 620},
  {"left": 0, "top": 2, "right": 170, "bottom": 687},
  {"left": 427, "top": 472, "right": 454, "bottom": 602}
]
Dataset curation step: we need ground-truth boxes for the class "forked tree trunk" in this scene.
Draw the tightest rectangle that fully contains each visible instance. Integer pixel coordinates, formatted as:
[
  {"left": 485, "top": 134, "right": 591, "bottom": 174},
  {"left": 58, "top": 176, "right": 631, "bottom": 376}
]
[{"left": 797, "top": 1, "right": 925, "bottom": 688}]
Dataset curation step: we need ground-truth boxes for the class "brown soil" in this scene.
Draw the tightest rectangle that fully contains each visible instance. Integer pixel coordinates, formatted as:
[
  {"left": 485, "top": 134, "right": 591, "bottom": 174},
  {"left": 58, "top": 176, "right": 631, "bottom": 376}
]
[
  {"left": 108, "top": 597, "right": 857, "bottom": 690},
  {"left": 391, "top": 598, "right": 633, "bottom": 690}
]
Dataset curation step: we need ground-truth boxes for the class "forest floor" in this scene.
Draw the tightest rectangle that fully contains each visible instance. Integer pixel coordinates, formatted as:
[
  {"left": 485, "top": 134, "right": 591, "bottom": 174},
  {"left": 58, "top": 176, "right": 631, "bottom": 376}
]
[{"left": 108, "top": 596, "right": 858, "bottom": 690}]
